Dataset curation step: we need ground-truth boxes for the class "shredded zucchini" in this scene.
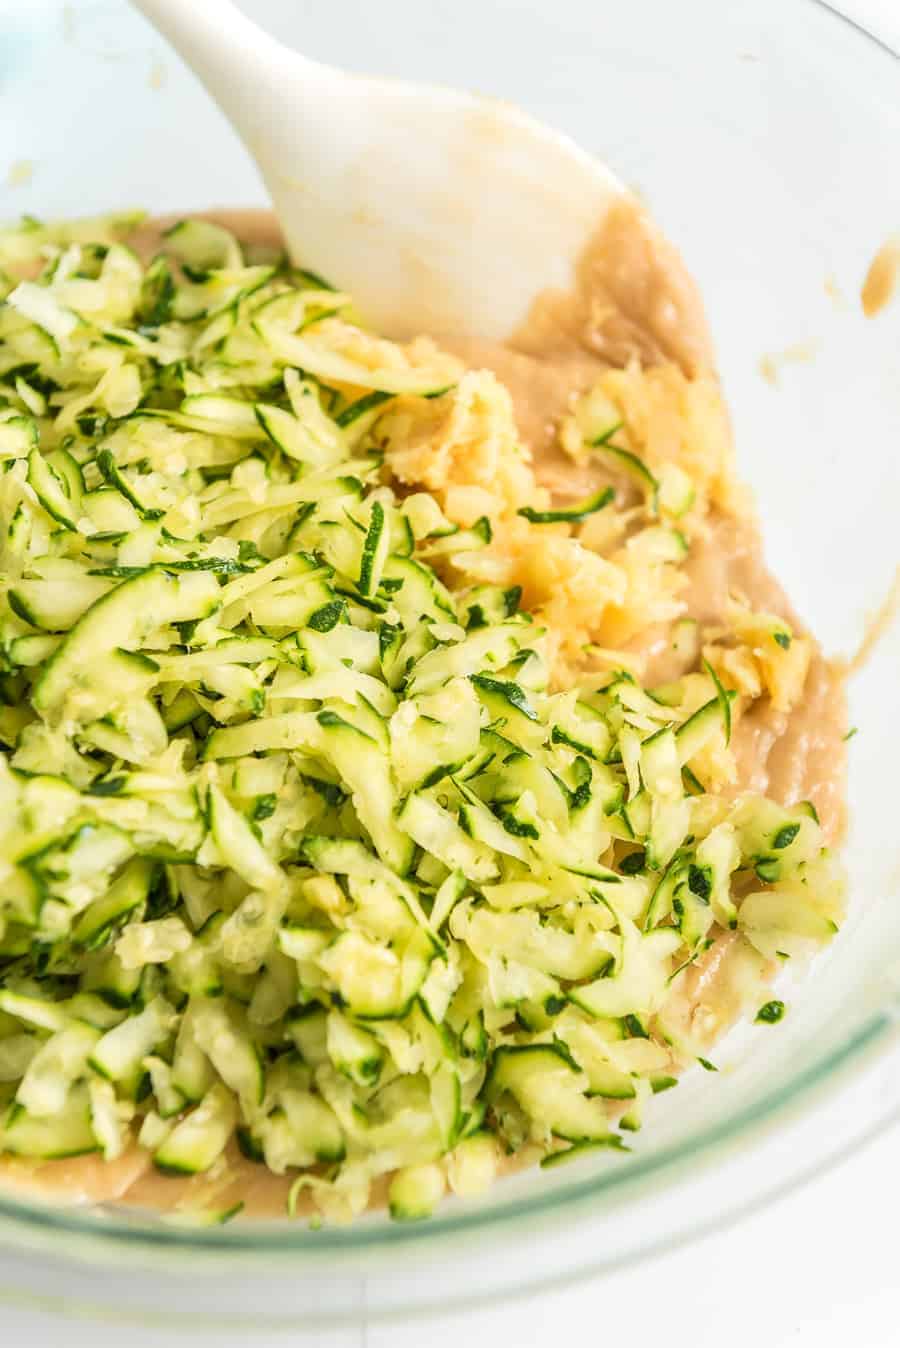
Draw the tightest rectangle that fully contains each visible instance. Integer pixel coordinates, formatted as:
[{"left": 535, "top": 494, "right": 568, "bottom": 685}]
[{"left": 0, "top": 215, "right": 845, "bottom": 1223}]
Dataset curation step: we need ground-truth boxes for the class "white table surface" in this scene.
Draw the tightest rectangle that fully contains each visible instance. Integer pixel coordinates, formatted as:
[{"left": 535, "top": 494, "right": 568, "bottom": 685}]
[{"left": 1, "top": 1, "right": 897, "bottom": 1345}]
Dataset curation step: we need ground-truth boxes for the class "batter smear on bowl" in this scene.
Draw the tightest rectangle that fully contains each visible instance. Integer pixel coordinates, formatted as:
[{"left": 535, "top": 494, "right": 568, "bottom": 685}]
[{"left": 0, "top": 204, "right": 846, "bottom": 1223}]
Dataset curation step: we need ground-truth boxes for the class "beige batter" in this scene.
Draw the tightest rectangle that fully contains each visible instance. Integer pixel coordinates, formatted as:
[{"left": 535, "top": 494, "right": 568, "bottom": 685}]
[
  {"left": 861, "top": 235, "right": 900, "bottom": 318},
  {"left": 0, "top": 203, "right": 847, "bottom": 1219}
]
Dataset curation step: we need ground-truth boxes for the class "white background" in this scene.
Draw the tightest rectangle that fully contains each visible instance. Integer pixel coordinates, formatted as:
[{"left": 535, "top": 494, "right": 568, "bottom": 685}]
[{"left": 1, "top": 1, "right": 898, "bottom": 1345}]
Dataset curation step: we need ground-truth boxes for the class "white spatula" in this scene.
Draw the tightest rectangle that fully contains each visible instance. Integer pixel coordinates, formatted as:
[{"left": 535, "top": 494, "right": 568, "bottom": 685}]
[{"left": 130, "top": 0, "right": 627, "bottom": 339}]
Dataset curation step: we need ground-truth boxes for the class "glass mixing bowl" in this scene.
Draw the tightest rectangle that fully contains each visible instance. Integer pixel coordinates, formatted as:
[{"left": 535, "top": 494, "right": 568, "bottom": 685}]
[{"left": 0, "top": 0, "right": 898, "bottom": 1329}]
